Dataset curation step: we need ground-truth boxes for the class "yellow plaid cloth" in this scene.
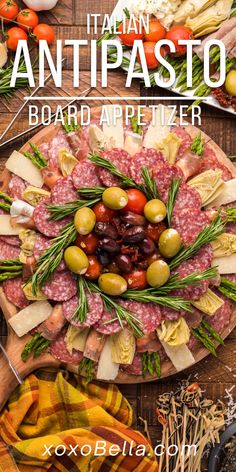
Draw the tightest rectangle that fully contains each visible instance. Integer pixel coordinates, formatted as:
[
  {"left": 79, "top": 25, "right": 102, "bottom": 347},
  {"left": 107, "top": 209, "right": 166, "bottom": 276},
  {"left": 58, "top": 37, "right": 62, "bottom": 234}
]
[{"left": 0, "top": 369, "right": 158, "bottom": 472}]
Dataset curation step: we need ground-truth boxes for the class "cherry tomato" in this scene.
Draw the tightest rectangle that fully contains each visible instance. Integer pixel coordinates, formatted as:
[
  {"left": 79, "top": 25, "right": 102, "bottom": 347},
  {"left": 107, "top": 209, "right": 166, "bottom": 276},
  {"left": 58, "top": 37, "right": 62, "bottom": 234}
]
[
  {"left": 124, "top": 270, "right": 148, "bottom": 290},
  {"left": 146, "top": 222, "right": 167, "bottom": 242},
  {"left": 118, "top": 18, "right": 144, "bottom": 47},
  {"left": 0, "top": 0, "right": 19, "bottom": 23},
  {"left": 139, "top": 42, "right": 165, "bottom": 70},
  {"left": 85, "top": 255, "right": 102, "bottom": 280},
  {"left": 123, "top": 189, "right": 148, "bottom": 215},
  {"left": 93, "top": 202, "right": 116, "bottom": 222},
  {"left": 17, "top": 9, "right": 39, "bottom": 32},
  {"left": 33, "top": 24, "right": 55, "bottom": 45},
  {"left": 165, "top": 26, "right": 194, "bottom": 57},
  {"left": 76, "top": 233, "right": 99, "bottom": 255},
  {"left": 7, "top": 27, "right": 28, "bottom": 51},
  {"left": 144, "top": 20, "right": 166, "bottom": 42}
]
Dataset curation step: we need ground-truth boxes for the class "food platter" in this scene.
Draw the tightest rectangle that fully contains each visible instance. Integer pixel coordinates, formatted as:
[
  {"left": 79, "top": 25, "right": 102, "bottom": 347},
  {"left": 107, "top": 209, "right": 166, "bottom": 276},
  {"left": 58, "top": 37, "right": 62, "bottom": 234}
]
[{"left": 0, "top": 105, "right": 236, "bottom": 409}]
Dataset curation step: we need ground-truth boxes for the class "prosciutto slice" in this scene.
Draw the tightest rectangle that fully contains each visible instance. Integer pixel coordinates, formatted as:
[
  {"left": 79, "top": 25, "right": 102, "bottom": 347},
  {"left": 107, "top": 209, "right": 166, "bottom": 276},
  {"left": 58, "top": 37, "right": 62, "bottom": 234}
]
[{"left": 194, "top": 18, "right": 236, "bottom": 60}]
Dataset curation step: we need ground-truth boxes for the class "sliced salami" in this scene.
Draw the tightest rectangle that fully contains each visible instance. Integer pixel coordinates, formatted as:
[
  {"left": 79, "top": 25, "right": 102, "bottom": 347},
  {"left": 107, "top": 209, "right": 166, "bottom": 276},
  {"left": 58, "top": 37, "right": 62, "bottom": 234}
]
[
  {"left": 63, "top": 293, "right": 103, "bottom": 328},
  {"left": 49, "top": 327, "right": 83, "bottom": 364},
  {"left": 72, "top": 159, "right": 101, "bottom": 189},
  {"left": 130, "top": 148, "right": 165, "bottom": 184},
  {"left": 161, "top": 306, "right": 185, "bottom": 321},
  {"left": 42, "top": 270, "right": 77, "bottom": 301},
  {"left": 208, "top": 295, "right": 232, "bottom": 332},
  {"left": 33, "top": 234, "right": 65, "bottom": 271},
  {"left": 8, "top": 175, "right": 27, "bottom": 199},
  {"left": 94, "top": 309, "right": 123, "bottom": 335},
  {"left": 172, "top": 126, "right": 192, "bottom": 160},
  {"left": 199, "top": 145, "right": 232, "bottom": 181},
  {"left": 0, "top": 236, "right": 21, "bottom": 247},
  {"left": 172, "top": 208, "right": 210, "bottom": 246},
  {"left": 33, "top": 198, "right": 71, "bottom": 237},
  {"left": 120, "top": 353, "right": 142, "bottom": 375},
  {"left": 3, "top": 277, "right": 29, "bottom": 309},
  {"left": 120, "top": 300, "right": 161, "bottom": 334},
  {"left": 173, "top": 184, "right": 202, "bottom": 215},
  {"left": 97, "top": 149, "right": 131, "bottom": 187},
  {"left": 51, "top": 176, "right": 78, "bottom": 205},
  {"left": 48, "top": 130, "right": 72, "bottom": 170},
  {"left": 39, "top": 142, "right": 50, "bottom": 160},
  {"left": 0, "top": 241, "right": 20, "bottom": 260},
  {"left": 153, "top": 163, "right": 184, "bottom": 200}
]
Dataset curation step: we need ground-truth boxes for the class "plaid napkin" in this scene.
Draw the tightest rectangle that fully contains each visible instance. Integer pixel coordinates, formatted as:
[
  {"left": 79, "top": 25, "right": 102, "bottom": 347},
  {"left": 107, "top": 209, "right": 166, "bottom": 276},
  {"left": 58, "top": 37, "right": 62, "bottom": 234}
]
[{"left": 0, "top": 369, "right": 158, "bottom": 472}]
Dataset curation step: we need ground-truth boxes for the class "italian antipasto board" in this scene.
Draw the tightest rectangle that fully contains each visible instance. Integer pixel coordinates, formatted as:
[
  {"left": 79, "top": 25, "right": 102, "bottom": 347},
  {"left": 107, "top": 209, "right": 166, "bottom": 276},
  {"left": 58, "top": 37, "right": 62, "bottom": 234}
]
[{"left": 0, "top": 104, "right": 236, "bottom": 408}]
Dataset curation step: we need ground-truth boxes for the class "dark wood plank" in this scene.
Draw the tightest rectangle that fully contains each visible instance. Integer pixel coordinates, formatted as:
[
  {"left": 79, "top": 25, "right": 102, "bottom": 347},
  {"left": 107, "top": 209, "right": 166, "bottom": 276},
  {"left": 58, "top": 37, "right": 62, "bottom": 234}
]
[{"left": 75, "top": 0, "right": 117, "bottom": 26}]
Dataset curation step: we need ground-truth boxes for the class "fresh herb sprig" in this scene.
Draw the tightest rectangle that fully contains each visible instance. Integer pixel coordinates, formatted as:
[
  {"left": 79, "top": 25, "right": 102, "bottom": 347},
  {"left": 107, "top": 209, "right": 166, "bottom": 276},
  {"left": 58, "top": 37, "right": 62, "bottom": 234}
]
[
  {"left": 141, "top": 167, "right": 159, "bottom": 200},
  {"left": 30, "top": 223, "right": 77, "bottom": 294},
  {"left": 0, "top": 56, "right": 36, "bottom": 99},
  {"left": 72, "top": 276, "right": 89, "bottom": 323},
  {"left": 170, "top": 214, "right": 225, "bottom": 270},
  {"left": 0, "top": 259, "right": 23, "bottom": 282},
  {"left": 152, "top": 267, "right": 218, "bottom": 296},
  {"left": 142, "top": 352, "right": 161, "bottom": 378},
  {"left": 192, "top": 320, "right": 224, "bottom": 356},
  {"left": 89, "top": 154, "right": 139, "bottom": 188},
  {"left": 131, "top": 115, "right": 142, "bottom": 135},
  {"left": 78, "top": 357, "right": 95, "bottom": 384},
  {"left": 191, "top": 133, "right": 204, "bottom": 156},
  {"left": 0, "top": 191, "right": 13, "bottom": 212},
  {"left": 97, "top": 7, "right": 130, "bottom": 46},
  {"left": 122, "top": 290, "right": 192, "bottom": 313},
  {"left": 77, "top": 187, "right": 105, "bottom": 198},
  {"left": 48, "top": 197, "right": 101, "bottom": 221},
  {"left": 218, "top": 277, "right": 236, "bottom": 302},
  {"left": 21, "top": 333, "right": 50, "bottom": 363},
  {"left": 63, "top": 113, "right": 80, "bottom": 134},
  {"left": 166, "top": 178, "right": 180, "bottom": 226},
  {"left": 23, "top": 142, "right": 47, "bottom": 169}
]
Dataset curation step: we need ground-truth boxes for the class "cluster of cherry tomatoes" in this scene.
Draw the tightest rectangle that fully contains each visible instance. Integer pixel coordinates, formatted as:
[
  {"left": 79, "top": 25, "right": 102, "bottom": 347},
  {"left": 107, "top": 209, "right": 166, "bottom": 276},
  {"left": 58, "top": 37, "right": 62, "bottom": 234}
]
[
  {"left": 0, "top": 0, "right": 55, "bottom": 51},
  {"left": 118, "top": 18, "right": 193, "bottom": 70}
]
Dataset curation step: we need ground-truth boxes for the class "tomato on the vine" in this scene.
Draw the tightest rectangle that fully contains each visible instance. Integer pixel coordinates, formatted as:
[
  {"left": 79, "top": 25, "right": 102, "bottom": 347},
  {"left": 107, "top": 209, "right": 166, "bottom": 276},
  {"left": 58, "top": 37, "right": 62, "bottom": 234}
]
[
  {"left": 93, "top": 202, "right": 116, "bottom": 222},
  {"left": 33, "top": 24, "right": 55, "bottom": 45},
  {"left": 0, "top": 0, "right": 19, "bottom": 23},
  {"left": 139, "top": 42, "right": 165, "bottom": 70},
  {"left": 76, "top": 233, "right": 99, "bottom": 255},
  {"left": 166, "top": 26, "right": 193, "bottom": 57},
  {"left": 144, "top": 20, "right": 166, "bottom": 42},
  {"left": 7, "top": 27, "right": 28, "bottom": 51},
  {"left": 123, "top": 189, "right": 147, "bottom": 215},
  {"left": 118, "top": 18, "right": 144, "bottom": 46},
  {"left": 85, "top": 255, "right": 102, "bottom": 280},
  {"left": 17, "top": 9, "right": 39, "bottom": 32},
  {"left": 124, "top": 270, "right": 148, "bottom": 290}
]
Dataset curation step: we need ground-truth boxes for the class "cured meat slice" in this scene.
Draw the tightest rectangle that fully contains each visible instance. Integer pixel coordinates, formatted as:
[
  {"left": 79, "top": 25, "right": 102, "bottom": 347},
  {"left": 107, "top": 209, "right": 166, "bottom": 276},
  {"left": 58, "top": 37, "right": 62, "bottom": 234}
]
[
  {"left": 184, "top": 308, "right": 203, "bottom": 330},
  {"left": 97, "top": 148, "right": 131, "bottom": 187},
  {"left": 0, "top": 236, "right": 21, "bottom": 247},
  {"left": 63, "top": 293, "right": 103, "bottom": 328},
  {"left": 72, "top": 159, "right": 101, "bottom": 189},
  {"left": 49, "top": 327, "right": 83, "bottom": 364},
  {"left": 208, "top": 295, "right": 232, "bottom": 332},
  {"left": 3, "top": 277, "right": 29, "bottom": 309},
  {"left": 136, "top": 332, "right": 161, "bottom": 353},
  {"left": 8, "top": 175, "right": 27, "bottom": 199},
  {"left": 172, "top": 126, "right": 192, "bottom": 160},
  {"left": 33, "top": 234, "right": 66, "bottom": 271},
  {"left": 161, "top": 306, "right": 185, "bottom": 321},
  {"left": 51, "top": 176, "right": 78, "bottom": 205},
  {"left": 173, "top": 184, "right": 202, "bottom": 215},
  {"left": 0, "top": 241, "right": 20, "bottom": 260},
  {"left": 33, "top": 198, "right": 71, "bottom": 237},
  {"left": 48, "top": 130, "right": 72, "bottom": 170},
  {"left": 153, "top": 163, "right": 184, "bottom": 200},
  {"left": 120, "top": 353, "right": 142, "bottom": 375},
  {"left": 94, "top": 309, "right": 123, "bottom": 335},
  {"left": 199, "top": 145, "right": 232, "bottom": 181},
  {"left": 130, "top": 148, "right": 165, "bottom": 184},
  {"left": 172, "top": 208, "right": 210, "bottom": 246},
  {"left": 39, "top": 142, "right": 50, "bottom": 160},
  {"left": 42, "top": 270, "right": 77, "bottom": 301},
  {"left": 120, "top": 300, "right": 161, "bottom": 334},
  {"left": 225, "top": 222, "right": 236, "bottom": 235}
]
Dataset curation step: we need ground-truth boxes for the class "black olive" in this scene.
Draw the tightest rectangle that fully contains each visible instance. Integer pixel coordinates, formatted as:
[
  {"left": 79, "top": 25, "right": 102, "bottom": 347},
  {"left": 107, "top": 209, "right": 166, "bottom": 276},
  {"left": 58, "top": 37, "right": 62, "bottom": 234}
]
[
  {"left": 96, "top": 248, "right": 110, "bottom": 266},
  {"left": 141, "top": 237, "right": 156, "bottom": 256},
  {"left": 122, "top": 226, "right": 146, "bottom": 244},
  {"left": 99, "top": 238, "right": 121, "bottom": 255},
  {"left": 121, "top": 212, "right": 146, "bottom": 226},
  {"left": 115, "top": 254, "right": 132, "bottom": 273},
  {"left": 94, "top": 222, "right": 118, "bottom": 240}
]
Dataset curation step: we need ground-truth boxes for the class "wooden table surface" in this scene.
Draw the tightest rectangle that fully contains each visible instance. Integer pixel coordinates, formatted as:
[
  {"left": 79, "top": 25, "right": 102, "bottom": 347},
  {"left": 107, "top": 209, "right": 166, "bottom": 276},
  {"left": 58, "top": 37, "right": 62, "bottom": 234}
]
[{"left": 0, "top": 0, "right": 236, "bottom": 448}]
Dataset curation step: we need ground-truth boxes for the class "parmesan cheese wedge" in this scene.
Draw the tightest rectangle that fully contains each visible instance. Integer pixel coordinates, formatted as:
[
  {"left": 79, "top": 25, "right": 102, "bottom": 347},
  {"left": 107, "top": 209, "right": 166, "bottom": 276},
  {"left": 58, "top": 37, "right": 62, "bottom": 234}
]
[
  {"left": 102, "top": 105, "right": 124, "bottom": 149},
  {"left": 206, "top": 179, "right": 236, "bottom": 208},
  {"left": 213, "top": 254, "right": 236, "bottom": 274},
  {"left": 143, "top": 105, "right": 176, "bottom": 149},
  {"left": 96, "top": 337, "right": 119, "bottom": 381},
  {"left": 124, "top": 132, "right": 142, "bottom": 156},
  {"left": 8, "top": 300, "right": 52, "bottom": 337},
  {"left": 6, "top": 151, "right": 43, "bottom": 188},
  {"left": 0, "top": 214, "right": 22, "bottom": 235},
  {"left": 159, "top": 341, "right": 195, "bottom": 372},
  {"left": 88, "top": 124, "right": 115, "bottom": 153}
]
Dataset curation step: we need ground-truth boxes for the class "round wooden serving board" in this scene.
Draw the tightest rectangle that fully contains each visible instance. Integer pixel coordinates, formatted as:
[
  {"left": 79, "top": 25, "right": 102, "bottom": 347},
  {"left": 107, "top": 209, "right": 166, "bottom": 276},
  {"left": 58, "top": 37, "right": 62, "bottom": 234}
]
[{"left": 0, "top": 106, "right": 236, "bottom": 410}]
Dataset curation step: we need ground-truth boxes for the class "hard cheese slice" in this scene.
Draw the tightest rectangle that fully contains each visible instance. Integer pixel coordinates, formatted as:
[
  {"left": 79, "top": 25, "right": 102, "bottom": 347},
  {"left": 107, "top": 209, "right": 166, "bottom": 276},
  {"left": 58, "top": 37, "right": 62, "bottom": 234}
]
[
  {"left": 213, "top": 254, "right": 236, "bottom": 274},
  {"left": 0, "top": 215, "right": 22, "bottom": 235},
  {"left": 6, "top": 151, "right": 43, "bottom": 188},
  {"left": 8, "top": 300, "right": 52, "bottom": 337},
  {"left": 206, "top": 179, "right": 236, "bottom": 208},
  {"left": 143, "top": 105, "right": 176, "bottom": 149},
  {"left": 160, "top": 341, "right": 195, "bottom": 371},
  {"left": 102, "top": 105, "right": 124, "bottom": 148}
]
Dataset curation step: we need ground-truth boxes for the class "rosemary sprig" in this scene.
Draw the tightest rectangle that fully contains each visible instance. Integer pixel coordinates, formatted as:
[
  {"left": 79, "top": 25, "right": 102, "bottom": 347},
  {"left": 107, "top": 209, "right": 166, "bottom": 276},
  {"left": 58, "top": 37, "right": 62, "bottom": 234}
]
[
  {"left": 89, "top": 154, "right": 138, "bottom": 188},
  {"left": 78, "top": 357, "right": 95, "bottom": 384},
  {"left": 21, "top": 333, "right": 50, "bottom": 362},
  {"left": 97, "top": 7, "right": 130, "bottom": 46},
  {"left": 0, "top": 259, "right": 23, "bottom": 282},
  {"left": 191, "top": 133, "right": 204, "bottom": 156},
  {"left": 170, "top": 214, "right": 225, "bottom": 270},
  {"left": 142, "top": 352, "right": 161, "bottom": 378},
  {"left": 30, "top": 223, "right": 77, "bottom": 293},
  {"left": 72, "top": 276, "right": 89, "bottom": 322},
  {"left": 0, "top": 191, "right": 13, "bottom": 212},
  {"left": 166, "top": 178, "right": 180, "bottom": 226},
  {"left": 141, "top": 167, "right": 159, "bottom": 200},
  {"left": 47, "top": 197, "right": 101, "bottom": 221},
  {"left": 218, "top": 277, "right": 236, "bottom": 302},
  {"left": 77, "top": 187, "right": 105, "bottom": 198},
  {"left": 122, "top": 290, "right": 192, "bottom": 313},
  {"left": 152, "top": 267, "right": 218, "bottom": 296},
  {"left": 23, "top": 142, "right": 47, "bottom": 169},
  {"left": 0, "top": 56, "right": 36, "bottom": 99},
  {"left": 62, "top": 113, "right": 80, "bottom": 134},
  {"left": 226, "top": 207, "right": 236, "bottom": 222},
  {"left": 131, "top": 115, "right": 142, "bottom": 135}
]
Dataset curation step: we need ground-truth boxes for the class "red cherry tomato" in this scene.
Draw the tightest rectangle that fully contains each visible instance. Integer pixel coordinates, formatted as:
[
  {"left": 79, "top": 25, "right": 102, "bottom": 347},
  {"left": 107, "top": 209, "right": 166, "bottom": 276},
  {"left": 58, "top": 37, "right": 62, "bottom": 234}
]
[
  {"left": 165, "top": 26, "right": 194, "bottom": 57},
  {"left": 124, "top": 270, "right": 148, "bottom": 290},
  {"left": 33, "top": 24, "right": 55, "bottom": 45},
  {"left": 85, "top": 255, "right": 102, "bottom": 280},
  {"left": 139, "top": 42, "right": 165, "bottom": 70},
  {"left": 17, "top": 9, "right": 39, "bottom": 32},
  {"left": 93, "top": 202, "right": 116, "bottom": 222},
  {"left": 7, "top": 27, "right": 28, "bottom": 51},
  {"left": 0, "top": 0, "right": 19, "bottom": 23},
  {"left": 118, "top": 18, "right": 144, "bottom": 46},
  {"left": 146, "top": 222, "right": 167, "bottom": 242},
  {"left": 144, "top": 20, "right": 166, "bottom": 42},
  {"left": 76, "top": 233, "right": 99, "bottom": 255},
  {"left": 123, "top": 189, "right": 148, "bottom": 215}
]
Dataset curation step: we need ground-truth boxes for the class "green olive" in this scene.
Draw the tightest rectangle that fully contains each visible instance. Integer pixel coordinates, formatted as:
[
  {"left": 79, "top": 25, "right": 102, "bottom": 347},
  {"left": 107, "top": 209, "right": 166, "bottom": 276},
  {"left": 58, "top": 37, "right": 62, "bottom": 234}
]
[
  {"left": 102, "top": 187, "right": 128, "bottom": 210},
  {"left": 64, "top": 246, "right": 89, "bottom": 274},
  {"left": 74, "top": 207, "right": 96, "bottom": 235},
  {"left": 158, "top": 229, "right": 182, "bottom": 258},
  {"left": 147, "top": 260, "right": 170, "bottom": 288},
  {"left": 98, "top": 273, "right": 128, "bottom": 296},
  {"left": 225, "top": 70, "right": 236, "bottom": 97},
  {"left": 144, "top": 199, "right": 167, "bottom": 223}
]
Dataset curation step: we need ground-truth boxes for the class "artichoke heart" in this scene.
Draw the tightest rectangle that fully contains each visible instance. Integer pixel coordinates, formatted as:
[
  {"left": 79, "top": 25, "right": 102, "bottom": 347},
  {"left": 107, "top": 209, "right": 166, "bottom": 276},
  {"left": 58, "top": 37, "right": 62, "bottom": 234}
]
[
  {"left": 156, "top": 318, "right": 190, "bottom": 347},
  {"left": 58, "top": 148, "right": 78, "bottom": 176},
  {"left": 185, "top": 0, "right": 233, "bottom": 37},
  {"left": 192, "top": 289, "right": 224, "bottom": 316},
  {"left": 111, "top": 328, "right": 136, "bottom": 364},
  {"left": 157, "top": 132, "right": 181, "bottom": 164},
  {"left": 174, "top": 0, "right": 217, "bottom": 24},
  {"left": 23, "top": 282, "right": 47, "bottom": 301},
  {"left": 211, "top": 233, "right": 236, "bottom": 257},
  {"left": 22, "top": 186, "right": 50, "bottom": 207},
  {"left": 188, "top": 170, "right": 224, "bottom": 207},
  {"left": 19, "top": 229, "right": 37, "bottom": 263},
  {"left": 88, "top": 124, "right": 115, "bottom": 153},
  {"left": 65, "top": 325, "right": 89, "bottom": 354}
]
